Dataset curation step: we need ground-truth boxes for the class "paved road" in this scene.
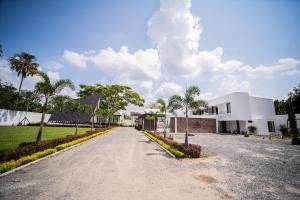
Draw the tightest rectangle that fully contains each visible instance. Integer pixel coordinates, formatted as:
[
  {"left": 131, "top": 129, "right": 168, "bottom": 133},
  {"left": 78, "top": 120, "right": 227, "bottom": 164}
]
[
  {"left": 0, "top": 128, "right": 224, "bottom": 200},
  {"left": 174, "top": 134, "right": 300, "bottom": 200}
]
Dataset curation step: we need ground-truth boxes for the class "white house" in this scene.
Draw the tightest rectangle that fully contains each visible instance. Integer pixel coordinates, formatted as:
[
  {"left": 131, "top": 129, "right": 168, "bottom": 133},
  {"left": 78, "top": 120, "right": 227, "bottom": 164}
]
[{"left": 193, "top": 92, "right": 277, "bottom": 135}]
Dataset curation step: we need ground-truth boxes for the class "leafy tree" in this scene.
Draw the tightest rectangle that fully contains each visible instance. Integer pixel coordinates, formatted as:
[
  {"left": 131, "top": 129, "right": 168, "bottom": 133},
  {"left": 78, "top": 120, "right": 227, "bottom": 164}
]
[
  {"left": 78, "top": 84, "right": 145, "bottom": 125},
  {"left": 35, "top": 71, "right": 75, "bottom": 142},
  {"left": 9, "top": 52, "right": 39, "bottom": 94},
  {"left": 288, "top": 84, "right": 300, "bottom": 114},
  {"left": 274, "top": 99, "right": 287, "bottom": 115},
  {"left": 67, "top": 100, "right": 89, "bottom": 134},
  {"left": 287, "top": 94, "right": 299, "bottom": 143},
  {"left": 83, "top": 104, "right": 97, "bottom": 131},
  {"left": 168, "top": 85, "right": 207, "bottom": 146},
  {"left": 0, "top": 80, "right": 42, "bottom": 112},
  {"left": 50, "top": 95, "right": 71, "bottom": 112}
]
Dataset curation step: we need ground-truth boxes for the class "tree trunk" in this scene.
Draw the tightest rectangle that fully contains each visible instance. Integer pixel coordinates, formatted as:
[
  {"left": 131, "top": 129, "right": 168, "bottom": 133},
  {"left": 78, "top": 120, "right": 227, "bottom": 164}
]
[
  {"left": 36, "top": 97, "right": 48, "bottom": 143},
  {"left": 185, "top": 105, "right": 189, "bottom": 147},
  {"left": 91, "top": 114, "right": 94, "bottom": 132},
  {"left": 75, "top": 114, "right": 79, "bottom": 135},
  {"left": 75, "top": 121, "right": 78, "bottom": 135},
  {"left": 18, "top": 75, "right": 24, "bottom": 94}
]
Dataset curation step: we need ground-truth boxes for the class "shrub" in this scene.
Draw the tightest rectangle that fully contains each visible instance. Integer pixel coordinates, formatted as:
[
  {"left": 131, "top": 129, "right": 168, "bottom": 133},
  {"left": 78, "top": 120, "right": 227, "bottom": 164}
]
[
  {"left": 0, "top": 148, "right": 57, "bottom": 173},
  {"left": 0, "top": 128, "right": 114, "bottom": 174},
  {"left": 144, "top": 131, "right": 201, "bottom": 158},
  {"left": 247, "top": 126, "right": 257, "bottom": 134},
  {"left": 279, "top": 125, "right": 289, "bottom": 137},
  {"left": 0, "top": 127, "right": 112, "bottom": 163}
]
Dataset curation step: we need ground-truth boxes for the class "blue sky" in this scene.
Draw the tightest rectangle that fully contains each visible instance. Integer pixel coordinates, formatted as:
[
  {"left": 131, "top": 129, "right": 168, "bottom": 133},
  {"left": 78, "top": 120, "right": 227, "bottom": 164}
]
[{"left": 1, "top": 0, "right": 300, "bottom": 103}]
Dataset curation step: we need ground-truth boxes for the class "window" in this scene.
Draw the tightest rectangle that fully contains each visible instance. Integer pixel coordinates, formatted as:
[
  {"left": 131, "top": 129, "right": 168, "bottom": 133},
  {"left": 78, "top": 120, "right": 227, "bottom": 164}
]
[
  {"left": 226, "top": 103, "right": 231, "bottom": 113},
  {"left": 267, "top": 121, "right": 275, "bottom": 132}
]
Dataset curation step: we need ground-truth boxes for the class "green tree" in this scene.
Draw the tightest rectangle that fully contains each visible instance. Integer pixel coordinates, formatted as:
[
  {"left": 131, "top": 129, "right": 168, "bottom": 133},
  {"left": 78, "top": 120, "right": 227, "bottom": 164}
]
[
  {"left": 156, "top": 98, "right": 169, "bottom": 137},
  {"left": 168, "top": 85, "right": 207, "bottom": 146},
  {"left": 9, "top": 52, "right": 39, "bottom": 94},
  {"left": 78, "top": 84, "right": 145, "bottom": 125},
  {"left": 67, "top": 100, "right": 91, "bottom": 134},
  {"left": 50, "top": 95, "right": 71, "bottom": 112},
  {"left": 35, "top": 71, "right": 75, "bottom": 142},
  {"left": 83, "top": 104, "right": 96, "bottom": 131}
]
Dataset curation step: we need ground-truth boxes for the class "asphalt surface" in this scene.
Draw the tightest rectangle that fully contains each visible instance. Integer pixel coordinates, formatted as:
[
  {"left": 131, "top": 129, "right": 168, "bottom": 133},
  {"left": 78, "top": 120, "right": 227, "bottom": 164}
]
[
  {"left": 0, "top": 128, "right": 223, "bottom": 200},
  {"left": 174, "top": 134, "right": 300, "bottom": 200}
]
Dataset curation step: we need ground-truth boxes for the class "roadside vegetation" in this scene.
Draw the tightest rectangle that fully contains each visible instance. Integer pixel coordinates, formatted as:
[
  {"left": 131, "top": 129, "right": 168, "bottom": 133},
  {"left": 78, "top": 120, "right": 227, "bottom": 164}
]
[
  {"left": 144, "top": 130, "right": 201, "bottom": 158},
  {"left": 0, "top": 126, "right": 93, "bottom": 152},
  {"left": 0, "top": 128, "right": 114, "bottom": 174}
]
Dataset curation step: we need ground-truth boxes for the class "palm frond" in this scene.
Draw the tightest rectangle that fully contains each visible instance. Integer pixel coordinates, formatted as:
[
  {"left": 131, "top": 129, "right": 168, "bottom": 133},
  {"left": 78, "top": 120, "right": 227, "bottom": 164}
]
[
  {"left": 156, "top": 98, "right": 166, "bottom": 112},
  {"left": 53, "top": 79, "right": 75, "bottom": 94}
]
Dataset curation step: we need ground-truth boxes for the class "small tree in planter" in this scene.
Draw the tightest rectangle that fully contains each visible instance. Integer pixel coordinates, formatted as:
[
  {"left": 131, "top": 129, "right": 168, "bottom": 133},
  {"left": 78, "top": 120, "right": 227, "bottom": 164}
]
[
  {"left": 279, "top": 124, "right": 289, "bottom": 138},
  {"left": 247, "top": 126, "right": 257, "bottom": 135}
]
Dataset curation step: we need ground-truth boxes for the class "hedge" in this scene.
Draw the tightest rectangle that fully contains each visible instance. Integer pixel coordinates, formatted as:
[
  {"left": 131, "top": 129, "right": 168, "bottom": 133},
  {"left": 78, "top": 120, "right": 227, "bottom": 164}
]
[
  {"left": 143, "top": 131, "right": 185, "bottom": 158},
  {"left": 0, "top": 127, "right": 112, "bottom": 163},
  {"left": 144, "top": 130, "right": 201, "bottom": 158},
  {"left": 0, "top": 128, "right": 114, "bottom": 174}
]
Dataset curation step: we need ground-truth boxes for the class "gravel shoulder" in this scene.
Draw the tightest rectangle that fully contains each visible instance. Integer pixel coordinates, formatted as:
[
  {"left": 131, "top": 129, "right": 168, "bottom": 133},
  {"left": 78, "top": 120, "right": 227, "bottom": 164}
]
[
  {"left": 173, "top": 134, "right": 300, "bottom": 200},
  {"left": 0, "top": 128, "right": 225, "bottom": 200}
]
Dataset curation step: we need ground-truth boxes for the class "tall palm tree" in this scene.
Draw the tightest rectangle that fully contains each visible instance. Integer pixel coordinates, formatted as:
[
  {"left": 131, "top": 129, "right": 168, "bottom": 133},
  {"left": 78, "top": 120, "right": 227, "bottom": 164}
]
[
  {"left": 35, "top": 71, "right": 75, "bottom": 142},
  {"left": 156, "top": 98, "right": 168, "bottom": 137},
  {"left": 10, "top": 52, "right": 39, "bottom": 94},
  {"left": 168, "top": 85, "right": 207, "bottom": 146}
]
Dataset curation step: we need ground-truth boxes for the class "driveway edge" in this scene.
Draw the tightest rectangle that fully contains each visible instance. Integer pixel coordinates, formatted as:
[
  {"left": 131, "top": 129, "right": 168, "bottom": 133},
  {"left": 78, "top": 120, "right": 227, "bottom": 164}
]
[
  {"left": 0, "top": 128, "right": 116, "bottom": 177},
  {"left": 141, "top": 131, "right": 176, "bottom": 159}
]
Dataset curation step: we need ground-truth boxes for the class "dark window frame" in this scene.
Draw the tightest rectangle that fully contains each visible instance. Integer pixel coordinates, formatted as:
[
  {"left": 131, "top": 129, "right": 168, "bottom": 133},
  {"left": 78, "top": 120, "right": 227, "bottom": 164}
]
[
  {"left": 226, "top": 103, "right": 231, "bottom": 113},
  {"left": 267, "top": 121, "right": 275, "bottom": 132}
]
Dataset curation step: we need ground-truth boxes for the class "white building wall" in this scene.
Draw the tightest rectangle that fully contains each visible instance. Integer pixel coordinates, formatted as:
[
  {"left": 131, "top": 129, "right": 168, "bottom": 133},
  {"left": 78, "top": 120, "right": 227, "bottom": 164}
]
[
  {"left": 0, "top": 109, "right": 51, "bottom": 126},
  {"left": 209, "top": 92, "right": 252, "bottom": 121},
  {"left": 207, "top": 92, "right": 276, "bottom": 134}
]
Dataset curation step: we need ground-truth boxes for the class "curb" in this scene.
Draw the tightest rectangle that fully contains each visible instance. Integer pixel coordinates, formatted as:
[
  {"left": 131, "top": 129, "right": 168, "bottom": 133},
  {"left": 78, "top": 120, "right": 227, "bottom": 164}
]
[
  {"left": 141, "top": 131, "right": 176, "bottom": 159},
  {"left": 0, "top": 128, "right": 116, "bottom": 177}
]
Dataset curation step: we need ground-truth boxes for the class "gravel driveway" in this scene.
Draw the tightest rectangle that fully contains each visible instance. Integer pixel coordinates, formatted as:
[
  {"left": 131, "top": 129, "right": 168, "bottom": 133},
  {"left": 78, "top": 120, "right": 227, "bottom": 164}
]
[
  {"left": 173, "top": 133, "right": 300, "bottom": 200},
  {"left": 0, "top": 128, "right": 224, "bottom": 200}
]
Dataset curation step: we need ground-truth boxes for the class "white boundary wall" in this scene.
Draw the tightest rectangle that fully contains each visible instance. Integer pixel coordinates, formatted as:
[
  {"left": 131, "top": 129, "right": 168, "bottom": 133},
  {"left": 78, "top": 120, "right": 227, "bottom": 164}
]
[{"left": 0, "top": 109, "right": 51, "bottom": 126}]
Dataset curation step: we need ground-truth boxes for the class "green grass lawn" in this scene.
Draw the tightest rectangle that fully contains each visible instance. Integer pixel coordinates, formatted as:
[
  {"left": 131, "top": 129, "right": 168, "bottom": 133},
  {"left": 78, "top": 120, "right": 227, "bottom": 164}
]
[{"left": 0, "top": 126, "right": 92, "bottom": 152}]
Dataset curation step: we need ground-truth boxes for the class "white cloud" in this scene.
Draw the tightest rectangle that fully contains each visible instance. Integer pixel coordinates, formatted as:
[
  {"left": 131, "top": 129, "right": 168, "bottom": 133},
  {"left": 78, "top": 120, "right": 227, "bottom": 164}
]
[
  {"left": 63, "top": 49, "right": 87, "bottom": 68},
  {"left": 147, "top": 0, "right": 244, "bottom": 79},
  {"left": 218, "top": 75, "right": 251, "bottom": 95},
  {"left": 240, "top": 58, "right": 300, "bottom": 79},
  {"left": 154, "top": 82, "right": 183, "bottom": 99},
  {"left": 199, "top": 92, "right": 215, "bottom": 101},
  {"left": 60, "top": 0, "right": 300, "bottom": 101},
  {"left": 89, "top": 46, "right": 161, "bottom": 81},
  {"left": 47, "top": 71, "right": 61, "bottom": 83}
]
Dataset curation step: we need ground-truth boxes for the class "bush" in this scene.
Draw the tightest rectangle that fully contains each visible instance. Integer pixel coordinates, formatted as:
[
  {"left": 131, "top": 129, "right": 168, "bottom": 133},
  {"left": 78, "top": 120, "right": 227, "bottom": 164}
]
[
  {"left": 0, "top": 127, "right": 112, "bottom": 163},
  {"left": 0, "top": 148, "right": 57, "bottom": 173},
  {"left": 144, "top": 131, "right": 201, "bottom": 158},
  {"left": 247, "top": 126, "right": 257, "bottom": 134},
  {"left": 0, "top": 128, "right": 115, "bottom": 174},
  {"left": 279, "top": 125, "right": 289, "bottom": 137}
]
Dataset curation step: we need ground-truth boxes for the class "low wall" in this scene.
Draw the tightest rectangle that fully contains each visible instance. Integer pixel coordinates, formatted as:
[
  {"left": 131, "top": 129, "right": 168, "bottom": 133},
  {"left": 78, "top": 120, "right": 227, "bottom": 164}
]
[
  {"left": 170, "top": 117, "right": 216, "bottom": 133},
  {"left": 0, "top": 109, "right": 51, "bottom": 126}
]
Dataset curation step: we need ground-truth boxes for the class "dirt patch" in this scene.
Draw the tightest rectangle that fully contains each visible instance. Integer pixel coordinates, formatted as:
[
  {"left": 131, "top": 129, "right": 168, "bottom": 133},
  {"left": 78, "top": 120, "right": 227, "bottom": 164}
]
[{"left": 196, "top": 175, "right": 218, "bottom": 184}]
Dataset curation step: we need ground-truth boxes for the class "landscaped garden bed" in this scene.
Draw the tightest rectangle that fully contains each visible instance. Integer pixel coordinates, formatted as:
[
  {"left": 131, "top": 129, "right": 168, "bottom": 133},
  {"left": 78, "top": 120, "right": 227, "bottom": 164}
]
[
  {"left": 143, "top": 130, "right": 201, "bottom": 158},
  {"left": 0, "top": 127, "right": 115, "bottom": 174}
]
